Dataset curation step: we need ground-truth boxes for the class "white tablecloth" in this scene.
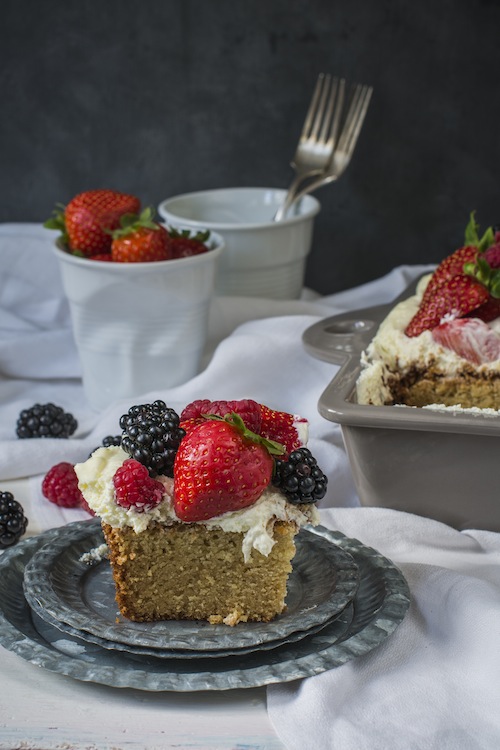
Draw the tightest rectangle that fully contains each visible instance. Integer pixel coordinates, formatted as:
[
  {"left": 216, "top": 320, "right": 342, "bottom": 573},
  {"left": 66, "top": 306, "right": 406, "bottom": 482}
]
[{"left": 1, "top": 223, "right": 498, "bottom": 750}]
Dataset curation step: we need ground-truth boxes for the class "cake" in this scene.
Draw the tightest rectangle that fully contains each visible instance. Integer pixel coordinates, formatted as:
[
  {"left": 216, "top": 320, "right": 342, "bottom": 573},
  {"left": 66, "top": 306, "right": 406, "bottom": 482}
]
[
  {"left": 75, "top": 398, "right": 326, "bottom": 626},
  {"left": 356, "top": 214, "right": 500, "bottom": 409}
]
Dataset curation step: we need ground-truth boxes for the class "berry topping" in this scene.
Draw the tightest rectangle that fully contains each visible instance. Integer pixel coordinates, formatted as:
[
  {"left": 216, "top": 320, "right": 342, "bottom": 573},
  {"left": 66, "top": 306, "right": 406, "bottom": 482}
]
[
  {"left": 272, "top": 448, "right": 328, "bottom": 505},
  {"left": 173, "top": 413, "right": 284, "bottom": 522},
  {"left": 0, "top": 491, "right": 28, "bottom": 549},
  {"left": 113, "top": 459, "right": 164, "bottom": 512},
  {"left": 405, "top": 213, "right": 500, "bottom": 337},
  {"left": 432, "top": 318, "right": 500, "bottom": 365},
  {"left": 45, "top": 189, "right": 141, "bottom": 257},
  {"left": 16, "top": 403, "right": 78, "bottom": 439},
  {"left": 405, "top": 274, "right": 489, "bottom": 337},
  {"left": 111, "top": 207, "right": 173, "bottom": 263},
  {"left": 168, "top": 228, "right": 210, "bottom": 258},
  {"left": 42, "top": 462, "right": 85, "bottom": 507},
  {"left": 120, "top": 400, "right": 185, "bottom": 477},
  {"left": 180, "top": 398, "right": 262, "bottom": 434},
  {"left": 259, "top": 404, "right": 307, "bottom": 458}
]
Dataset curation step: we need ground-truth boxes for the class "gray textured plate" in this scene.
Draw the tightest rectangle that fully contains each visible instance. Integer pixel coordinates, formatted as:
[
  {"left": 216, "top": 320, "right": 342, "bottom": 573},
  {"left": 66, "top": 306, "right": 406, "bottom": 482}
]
[
  {"left": 27, "top": 584, "right": 354, "bottom": 660},
  {"left": 0, "top": 523, "right": 410, "bottom": 691},
  {"left": 23, "top": 520, "right": 360, "bottom": 652}
]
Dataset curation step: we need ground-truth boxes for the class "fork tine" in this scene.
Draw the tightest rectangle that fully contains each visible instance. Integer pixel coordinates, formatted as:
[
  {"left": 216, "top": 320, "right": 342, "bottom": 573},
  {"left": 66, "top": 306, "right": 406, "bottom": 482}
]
[
  {"left": 299, "top": 73, "right": 327, "bottom": 141},
  {"left": 317, "top": 77, "right": 338, "bottom": 145},
  {"left": 327, "top": 77, "right": 345, "bottom": 147},
  {"left": 337, "top": 84, "right": 373, "bottom": 155},
  {"left": 309, "top": 74, "right": 331, "bottom": 140}
]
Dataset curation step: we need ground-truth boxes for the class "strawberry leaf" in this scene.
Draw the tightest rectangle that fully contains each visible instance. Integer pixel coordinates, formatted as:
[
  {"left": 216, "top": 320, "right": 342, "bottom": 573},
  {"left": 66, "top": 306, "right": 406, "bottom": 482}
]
[{"left": 208, "top": 413, "right": 285, "bottom": 456}]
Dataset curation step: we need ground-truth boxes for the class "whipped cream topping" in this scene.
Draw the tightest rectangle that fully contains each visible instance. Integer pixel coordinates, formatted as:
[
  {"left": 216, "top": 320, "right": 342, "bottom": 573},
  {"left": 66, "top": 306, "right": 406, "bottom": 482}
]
[
  {"left": 74, "top": 446, "right": 318, "bottom": 563},
  {"left": 356, "top": 273, "right": 500, "bottom": 405}
]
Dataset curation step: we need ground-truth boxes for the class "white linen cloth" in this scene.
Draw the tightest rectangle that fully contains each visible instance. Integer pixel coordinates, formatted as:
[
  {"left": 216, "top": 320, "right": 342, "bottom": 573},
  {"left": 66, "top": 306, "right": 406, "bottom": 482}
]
[{"left": 2, "top": 223, "right": 498, "bottom": 749}]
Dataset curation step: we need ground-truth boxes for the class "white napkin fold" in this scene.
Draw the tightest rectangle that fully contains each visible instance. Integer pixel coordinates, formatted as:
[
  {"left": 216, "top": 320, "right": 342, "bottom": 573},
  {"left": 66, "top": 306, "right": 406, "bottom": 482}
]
[{"left": 268, "top": 507, "right": 500, "bottom": 750}]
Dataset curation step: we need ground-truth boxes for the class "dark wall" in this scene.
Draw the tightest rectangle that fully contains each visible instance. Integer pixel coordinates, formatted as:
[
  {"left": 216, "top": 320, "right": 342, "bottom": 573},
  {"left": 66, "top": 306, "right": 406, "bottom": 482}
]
[{"left": 1, "top": 0, "right": 499, "bottom": 294}]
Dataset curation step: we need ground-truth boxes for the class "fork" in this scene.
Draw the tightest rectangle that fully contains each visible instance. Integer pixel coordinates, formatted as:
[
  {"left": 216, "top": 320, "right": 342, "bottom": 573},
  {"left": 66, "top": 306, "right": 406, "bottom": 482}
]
[
  {"left": 273, "top": 74, "right": 345, "bottom": 222},
  {"left": 280, "top": 82, "right": 373, "bottom": 218}
]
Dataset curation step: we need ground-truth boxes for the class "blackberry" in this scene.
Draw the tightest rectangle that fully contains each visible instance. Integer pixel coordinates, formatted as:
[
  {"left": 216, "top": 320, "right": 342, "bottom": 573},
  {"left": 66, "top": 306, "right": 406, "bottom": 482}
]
[
  {"left": 120, "top": 400, "right": 185, "bottom": 477},
  {"left": 89, "top": 434, "right": 122, "bottom": 458},
  {"left": 0, "top": 491, "right": 28, "bottom": 548},
  {"left": 273, "top": 447, "right": 328, "bottom": 505},
  {"left": 16, "top": 403, "right": 77, "bottom": 439},
  {"left": 102, "top": 435, "right": 122, "bottom": 447}
]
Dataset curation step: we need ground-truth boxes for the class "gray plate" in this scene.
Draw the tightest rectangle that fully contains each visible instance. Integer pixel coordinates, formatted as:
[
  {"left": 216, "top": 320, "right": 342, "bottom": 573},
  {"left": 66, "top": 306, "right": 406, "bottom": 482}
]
[
  {"left": 0, "top": 524, "right": 410, "bottom": 691},
  {"left": 23, "top": 520, "right": 360, "bottom": 652}
]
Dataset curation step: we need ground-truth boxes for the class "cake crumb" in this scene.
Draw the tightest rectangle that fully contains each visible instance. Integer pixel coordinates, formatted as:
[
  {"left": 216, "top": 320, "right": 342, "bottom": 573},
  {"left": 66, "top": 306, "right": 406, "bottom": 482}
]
[{"left": 79, "top": 543, "right": 109, "bottom": 565}]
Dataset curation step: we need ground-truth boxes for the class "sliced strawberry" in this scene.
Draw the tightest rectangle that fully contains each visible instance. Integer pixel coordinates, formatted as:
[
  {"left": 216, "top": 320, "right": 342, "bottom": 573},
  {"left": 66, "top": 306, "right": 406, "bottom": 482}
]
[
  {"left": 422, "top": 246, "right": 478, "bottom": 303},
  {"left": 432, "top": 318, "right": 500, "bottom": 364},
  {"left": 405, "top": 275, "right": 489, "bottom": 337},
  {"left": 259, "top": 404, "right": 308, "bottom": 458},
  {"left": 180, "top": 399, "right": 261, "bottom": 434},
  {"left": 173, "top": 415, "right": 280, "bottom": 522}
]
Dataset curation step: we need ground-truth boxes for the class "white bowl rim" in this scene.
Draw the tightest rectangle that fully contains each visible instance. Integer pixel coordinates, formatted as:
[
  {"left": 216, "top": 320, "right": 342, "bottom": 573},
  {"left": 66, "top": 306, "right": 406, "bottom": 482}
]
[
  {"left": 52, "top": 230, "right": 225, "bottom": 271},
  {"left": 158, "top": 187, "right": 321, "bottom": 231}
]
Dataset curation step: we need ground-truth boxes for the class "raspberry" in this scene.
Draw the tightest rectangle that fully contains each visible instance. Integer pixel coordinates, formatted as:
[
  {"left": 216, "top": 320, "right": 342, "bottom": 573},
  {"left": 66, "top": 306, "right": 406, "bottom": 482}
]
[
  {"left": 259, "top": 405, "right": 305, "bottom": 458},
  {"left": 484, "top": 244, "right": 500, "bottom": 269},
  {"left": 42, "top": 462, "right": 84, "bottom": 507},
  {"left": 180, "top": 399, "right": 262, "bottom": 434},
  {"left": 273, "top": 448, "right": 328, "bottom": 505},
  {"left": 0, "top": 491, "right": 28, "bottom": 548},
  {"left": 113, "top": 459, "right": 164, "bottom": 512},
  {"left": 16, "top": 403, "right": 77, "bottom": 439},
  {"left": 120, "top": 400, "right": 185, "bottom": 477}
]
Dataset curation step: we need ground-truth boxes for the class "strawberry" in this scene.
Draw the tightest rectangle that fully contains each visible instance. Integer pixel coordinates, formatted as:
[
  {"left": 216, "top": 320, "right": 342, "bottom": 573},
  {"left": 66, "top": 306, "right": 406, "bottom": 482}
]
[
  {"left": 432, "top": 318, "right": 500, "bottom": 365},
  {"left": 422, "top": 245, "right": 478, "bottom": 303},
  {"left": 111, "top": 207, "right": 173, "bottom": 263},
  {"left": 168, "top": 229, "right": 210, "bottom": 259},
  {"left": 259, "top": 404, "right": 308, "bottom": 458},
  {"left": 468, "top": 297, "right": 500, "bottom": 323},
  {"left": 180, "top": 399, "right": 261, "bottom": 434},
  {"left": 173, "top": 413, "right": 284, "bottom": 522},
  {"left": 405, "top": 274, "right": 489, "bottom": 337},
  {"left": 45, "top": 189, "right": 141, "bottom": 257},
  {"left": 89, "top": 253, "right": 114, "bottom": 262}
]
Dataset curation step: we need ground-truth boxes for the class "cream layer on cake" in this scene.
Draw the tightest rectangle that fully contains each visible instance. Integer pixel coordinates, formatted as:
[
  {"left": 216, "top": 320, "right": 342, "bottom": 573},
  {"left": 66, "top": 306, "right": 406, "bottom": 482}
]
[
  {"left": 75, "top": 446, "right": 318, "bottom": 563},
  {"left": 356, "top": 274, "right": 500, "bottom": 406}
]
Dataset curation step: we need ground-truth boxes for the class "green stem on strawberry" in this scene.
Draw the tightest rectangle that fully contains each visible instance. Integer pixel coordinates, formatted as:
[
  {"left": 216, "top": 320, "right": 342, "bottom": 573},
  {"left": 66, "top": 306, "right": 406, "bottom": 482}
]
[
  {"left": 44, "top": 203, "right": 69, "bottom": 245},
  {"left": 110, "top": 206, "right": 160, "bottom": 238},
  {"left": 464, "top": 211, "right": 495, "bottom": 253},
  {"left": 207, "top": 412, "right": 286, "bottom": 457}
]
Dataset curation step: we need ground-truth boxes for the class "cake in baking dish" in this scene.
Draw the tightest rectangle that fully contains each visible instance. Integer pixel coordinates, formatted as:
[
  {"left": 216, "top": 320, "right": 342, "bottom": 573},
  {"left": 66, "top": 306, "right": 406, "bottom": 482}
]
[
  {"left": 75, "top": 398, "right": 326, "bottom": 625},
  {"left": 356, "top": 214, "right": 500, "bottom": 409}
]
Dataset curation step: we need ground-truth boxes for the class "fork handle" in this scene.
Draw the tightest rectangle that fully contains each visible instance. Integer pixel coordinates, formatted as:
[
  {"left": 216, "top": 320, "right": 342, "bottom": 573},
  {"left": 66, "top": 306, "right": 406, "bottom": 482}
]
[{"left": 274, "top": 170, "right": 323, "bottom": 222}]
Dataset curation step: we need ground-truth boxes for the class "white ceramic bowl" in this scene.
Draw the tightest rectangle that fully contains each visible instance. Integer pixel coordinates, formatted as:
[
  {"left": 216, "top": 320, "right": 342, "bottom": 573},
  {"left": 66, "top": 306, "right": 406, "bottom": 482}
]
[
  {"left": 158, "top": 188, "right": 321, "bottom": 299},
  {"left": 53, "top": 233, "right": 224, "bottom": 410}
]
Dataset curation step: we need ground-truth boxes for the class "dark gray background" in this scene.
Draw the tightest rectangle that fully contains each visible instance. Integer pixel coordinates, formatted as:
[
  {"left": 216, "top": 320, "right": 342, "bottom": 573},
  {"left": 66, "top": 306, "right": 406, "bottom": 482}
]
[{"left": 1, "top": 0, "right": 499, "bottom": 294}]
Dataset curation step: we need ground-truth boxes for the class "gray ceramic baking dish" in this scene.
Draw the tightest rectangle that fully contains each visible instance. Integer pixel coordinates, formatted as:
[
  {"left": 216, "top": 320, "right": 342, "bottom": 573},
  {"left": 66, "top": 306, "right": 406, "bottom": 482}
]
[{"left": 303, "top": 280, "right": 500, "bottom": 532}]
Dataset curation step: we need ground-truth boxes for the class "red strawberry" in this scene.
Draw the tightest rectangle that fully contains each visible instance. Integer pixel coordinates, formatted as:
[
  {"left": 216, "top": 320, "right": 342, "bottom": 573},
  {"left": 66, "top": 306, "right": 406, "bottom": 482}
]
[
  {"left": 467, "top": 296, "right": 500, "bottom": 323},
  {"left": 422, "top": 246, "right": 478, "bottom": 303},
  {"left": 405, "top": 274, "right": 489, "bottom": 337},
  {"left": 42, "top": 462, "right": 85, "bottom": 508},
  {"left": 111, "top": 208, "right": 173, "bottom": 263},
  {"left": 45, "top": 189, "right": 141, "bottom": 257},
  {"left": 168, "top": 228, "right": 210, "bottom": 259},
  {"left": 173, "top": 414, "right": 283, "bottom": 522},
  {"left": 432, "top": 318, "right": 500, "bottom": 364},
  {"left": 180, "top": 399, "right": 261, "bottom": 434},
  {"left": 113, "top": 459, "right": 164, "bottom": 511},
  {"left": 88, "top": 253, "right": 114, "bottom": 262},
  {"left": 259, "top": 404, "right": 308, "bottom": 458}
]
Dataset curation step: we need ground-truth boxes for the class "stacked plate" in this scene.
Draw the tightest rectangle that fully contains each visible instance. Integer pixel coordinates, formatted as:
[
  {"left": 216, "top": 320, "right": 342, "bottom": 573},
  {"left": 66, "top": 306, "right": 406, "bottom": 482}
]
[{"left": 0, "top": 519, "right": 410, "bottom": 691}]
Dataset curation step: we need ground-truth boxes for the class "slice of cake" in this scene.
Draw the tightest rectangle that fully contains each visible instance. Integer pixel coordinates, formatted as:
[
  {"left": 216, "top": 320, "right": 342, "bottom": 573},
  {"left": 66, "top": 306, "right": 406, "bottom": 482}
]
[
  {"left": 357, "top": 214, "right": 500, "bottom": 409},
  {"left": 75, "top": 398, "right": 326, "bottom": 625}
]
